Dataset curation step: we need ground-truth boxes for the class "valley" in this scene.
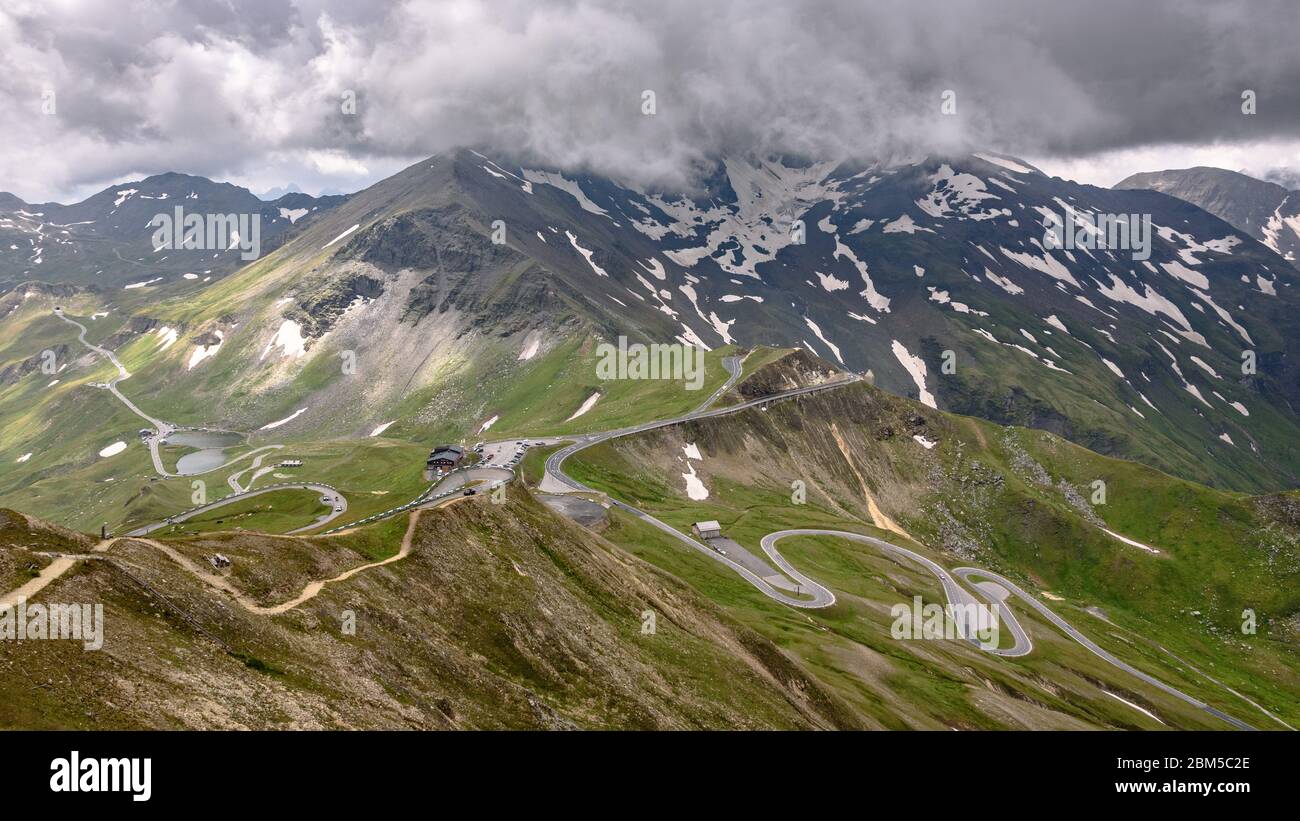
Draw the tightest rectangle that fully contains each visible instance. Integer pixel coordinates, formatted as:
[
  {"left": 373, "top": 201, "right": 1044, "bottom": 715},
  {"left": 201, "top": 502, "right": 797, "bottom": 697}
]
[{"left": 2, "top": 148, "right": 1298, "bottom": 732}]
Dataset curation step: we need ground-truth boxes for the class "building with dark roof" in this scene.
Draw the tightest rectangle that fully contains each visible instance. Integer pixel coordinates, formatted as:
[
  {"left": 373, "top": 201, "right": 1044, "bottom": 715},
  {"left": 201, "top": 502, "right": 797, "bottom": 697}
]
[{"left": 427, "top": 444, "right": 465, "bottom": 469}]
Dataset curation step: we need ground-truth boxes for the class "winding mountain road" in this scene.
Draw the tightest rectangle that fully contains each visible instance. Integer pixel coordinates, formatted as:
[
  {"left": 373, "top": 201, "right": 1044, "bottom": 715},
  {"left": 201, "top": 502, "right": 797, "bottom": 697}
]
[
  {"left": 25, "top": 319, "right": 1261, "bottom": 728},
  {"left": 950, "top": 566, "right": 1254, "bottom": 730},
  {"left": 124, "top": 482, "right": 348, "bottom": 538},
  {"left": 536, "top": 366, "right": 1256, "bottom": 729},
  {"left": 55, "top": 308, "right": 280, "bottom": 480}
]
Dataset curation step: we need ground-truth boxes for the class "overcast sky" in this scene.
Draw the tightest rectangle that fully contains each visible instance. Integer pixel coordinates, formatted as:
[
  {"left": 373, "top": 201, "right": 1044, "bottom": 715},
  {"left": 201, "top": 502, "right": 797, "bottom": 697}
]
[{"left": 3, "top": 0, "right": 1300, "bottom": 202}]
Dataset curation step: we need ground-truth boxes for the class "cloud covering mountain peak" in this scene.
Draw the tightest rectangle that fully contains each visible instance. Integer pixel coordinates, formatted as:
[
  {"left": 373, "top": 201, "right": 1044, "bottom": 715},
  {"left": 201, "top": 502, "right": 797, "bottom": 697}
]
[{"left": 4, "top": 0, "right": 1300, "bottom": 201}]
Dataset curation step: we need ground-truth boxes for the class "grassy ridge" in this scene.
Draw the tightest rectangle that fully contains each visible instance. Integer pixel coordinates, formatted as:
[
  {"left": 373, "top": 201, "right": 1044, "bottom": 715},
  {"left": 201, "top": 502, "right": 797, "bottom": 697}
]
[{"left": 566, "top": 378, "right": 1300, "bottom": 728}]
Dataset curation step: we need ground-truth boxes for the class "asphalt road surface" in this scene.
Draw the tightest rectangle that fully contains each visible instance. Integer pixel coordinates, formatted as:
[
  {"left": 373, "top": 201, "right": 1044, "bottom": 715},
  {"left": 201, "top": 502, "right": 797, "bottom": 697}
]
[
  {"left": 950, "top": 566, "right": 1254, "bottom": 730},
  {"left": 536, "top": 374, "right": 1255, "bottom": 729},
  {"left": 125, "top": 482, "right": 347, "bottom": 537},
  {"left": 764, "top": 529, "right": 1030, "bottom": 655},
  {"left": 56, "top": 308, "right": 285, "bottom": 481},
  {"left": 36, "top": 319, "right": 1258, "bottom": 728},
  {"left": 537, "top": 374, "right": 862, "bottom": 605}
]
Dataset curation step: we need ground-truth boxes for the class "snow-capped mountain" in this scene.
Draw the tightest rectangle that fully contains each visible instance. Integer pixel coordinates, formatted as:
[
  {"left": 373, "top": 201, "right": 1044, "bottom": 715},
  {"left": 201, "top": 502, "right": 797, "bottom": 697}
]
[
  {"left": 399, "top": 148, "right": 1294, "bottom": 490},
  {"left": 8, "top": 148, "right": 1299, "bottom": 492},
  {"left": 1116, "top": 166, "right": 1300, "bottom": 264},
  {"left": 0, "top": 174, "right": 345, "bottom": 290}
]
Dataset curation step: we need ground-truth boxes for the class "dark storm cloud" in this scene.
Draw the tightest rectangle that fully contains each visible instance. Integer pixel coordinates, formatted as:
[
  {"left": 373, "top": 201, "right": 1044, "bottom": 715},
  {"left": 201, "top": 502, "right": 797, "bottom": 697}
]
[{"left": 3, "top": 0, "right": 1299, "bottom": 201}]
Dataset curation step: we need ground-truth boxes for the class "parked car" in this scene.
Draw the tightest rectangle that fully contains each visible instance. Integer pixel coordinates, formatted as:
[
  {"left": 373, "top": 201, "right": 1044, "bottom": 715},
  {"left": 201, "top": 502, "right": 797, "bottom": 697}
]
[{"left": 463, "top": 488, "right": 477, "bottom": 496}]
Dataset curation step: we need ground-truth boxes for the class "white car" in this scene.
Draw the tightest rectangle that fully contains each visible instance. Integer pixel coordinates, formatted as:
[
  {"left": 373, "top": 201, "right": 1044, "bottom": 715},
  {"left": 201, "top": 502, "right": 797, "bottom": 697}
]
[{"left": 333, "top": 505, "right": 343, "bottom": 512}]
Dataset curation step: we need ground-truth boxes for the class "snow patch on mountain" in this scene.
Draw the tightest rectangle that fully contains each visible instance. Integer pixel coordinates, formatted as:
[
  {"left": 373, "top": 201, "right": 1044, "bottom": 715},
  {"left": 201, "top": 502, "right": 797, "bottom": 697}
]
[
  {"left": 634, "top": 157, "right": 842, "bottom": 280},
  {"left": 883, "top": 214, "right": 932, "bottom": 234},
  {"left": 154, "top": 326, "right": 179, "bottom": 351},
  {"left": 261, "top": 319, "right": 308, "bottom": 360},
  {"left": 678, "top": 282, "right": 734, "bottom": 344},
  {"left": 518, "top": 332, "right": 542, "bottom": 361},
  {"left": 322, "top": 224, "right": 359, "bottom": 249},
  {"left": 680, "top": 444, "right": 709, "bottom": 500},
  {"left": 98, "top": 441, "right": 127, "bottom": 458},
  {"left": 523, "top": 169, "right": 607, "bottom": 216},
  {"left": 566, "top": 231, "right": 608, "bottom": 277},
  {"left": 830, "top": 232, "right": 890, "bottom": 311},
  {"left": 474, "top": 153, "right": 534, "bottom": 193},
  {"left": 999, "top": 246, "right": 1079, "bottom": 288},
  {"left": 260, "top": 407, "right": 307, "bottom": 430},
  {"left": 1189, "top": 288, "right": 1252, "bottom": 345},
  {"left": 891, "top": 340, "right": 935, "bottom": 408},
  {"left": 565, "top": 391, "right": 601, "bottom": 421},
  {"left": 815, "top": 270, "right": 850, "bottom": 292},
  {"left": 638, "top": 257, "right": 667, "bottom": 281},
  {"left": 1093, "top": 274, "right": 1204, "bottom": 346},
  {"left": 984, "top": 268, "right": 1024, "bottom": 295},
  {"left": 973, "top": 153, "right": 1036, "bottom": 175},
  {"left": 186, "top": 331, "right": 223, "bottom": 370},
  {"left": 1189, "top": 355, "right": 1221, "bottom": 379},
  {"left": 927, "top": 287, "right": 988, "bottom": 316},
  {"left": 1160, "top": 260, "right": 1209, "bottom": 289},
  {"left": 916, "top": 165, "right": 1005, "bottom": 221},
  {"left": 804, "top": 316, "right": 844, "bottom": 365}
]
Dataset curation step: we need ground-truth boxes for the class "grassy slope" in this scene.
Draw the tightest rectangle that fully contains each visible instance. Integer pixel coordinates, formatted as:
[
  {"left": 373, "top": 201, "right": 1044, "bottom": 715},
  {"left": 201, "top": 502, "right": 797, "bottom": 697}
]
[
  {"left": 158, "top": 488, "right": 328, "bottom": 537},
  {"left": 0, "top": 278, "right": 737, "bottom": 534},
  {"left": 0, "top": 490, "right": 857, "bottom": 730},
  {"left": 566, "top": 374, "right": 1300, "bottom": 729}
]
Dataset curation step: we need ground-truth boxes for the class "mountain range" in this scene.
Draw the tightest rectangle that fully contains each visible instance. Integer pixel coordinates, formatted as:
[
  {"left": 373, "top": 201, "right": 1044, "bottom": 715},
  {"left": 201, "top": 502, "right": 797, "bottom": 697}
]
[
  {"left": 6, "top": 148, "right": 1296, "bottom": 494},
  {"left": 0, "top": 174, "right": 345, "bottom": 291},
  {"left": 1117, "top": 166, "right": 1300, "bottom": 265}
]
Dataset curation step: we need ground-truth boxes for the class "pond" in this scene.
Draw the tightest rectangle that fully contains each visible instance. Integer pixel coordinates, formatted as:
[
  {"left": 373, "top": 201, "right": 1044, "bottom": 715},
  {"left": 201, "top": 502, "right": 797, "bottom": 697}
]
[{"left": 168, "top": 431, "right": 245, "bottom": 475}]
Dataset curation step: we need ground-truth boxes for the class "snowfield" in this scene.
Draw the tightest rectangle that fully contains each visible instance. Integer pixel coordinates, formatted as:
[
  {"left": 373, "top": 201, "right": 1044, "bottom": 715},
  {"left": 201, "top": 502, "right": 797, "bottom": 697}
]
[
  {"left": 186, "top": 330, "right": 224, "bottom": 370},
  {"left": 261, "top": 319, "right": 309, "bottom": 360},
  {"left": 565, "top": 392, "right": 601, "bottom": 422},
  {"left": 322, "top": 224, "right": 360, "bottom": 249},
  {"left": 260, "top": 407, "right": 308, "bottom": 430},
  {"left": 98, "top": 441, "right": 127, "bottom": 458},
  {"left": 891, "top": 340, "right": 936, "bottom": 408}
]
